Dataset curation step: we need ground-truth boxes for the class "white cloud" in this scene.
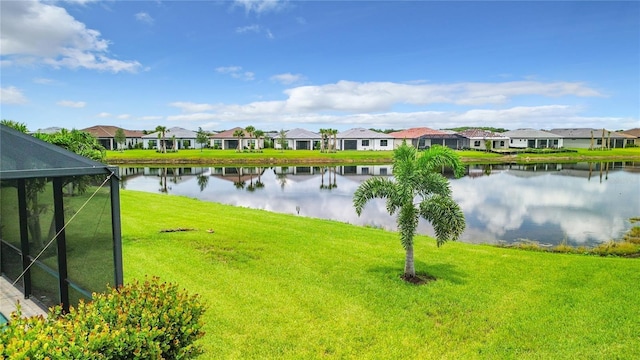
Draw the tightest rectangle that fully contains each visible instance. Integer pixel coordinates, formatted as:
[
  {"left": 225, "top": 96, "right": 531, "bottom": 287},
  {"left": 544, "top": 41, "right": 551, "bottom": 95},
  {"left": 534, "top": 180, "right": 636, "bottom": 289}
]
[
  {"left": 33, "top": 77, "right": 55, "bottom": 84},
  {"left": 270, "top": 73, "right": 305, "bottom": 85},
  {"left": 234, "top": 0, "right": 288, "bottom": 14},
  {"left": 1, "top": 0, "right": 141, "bottom": 73},
  {"left": 96, "top": 112, "right": 111, "bottom": 118},
  {"left": 138, "top": 115, "right": 163, "bottom": 121},
  {"left": 235, "top": 24, "right": 274, "bottom": 39},
  {"left": 280, "top": 80, "right": 604, "bottom": 113},
  {"left": 215, "top": 66, "right": 255, "bottom": 81},
  {"left": 0, "top": 86, "right": 28, "bottom": 104},
  {"left": 135, "top": 12, "right": 154, "bottom": 25},
  {"left": 167, "top": 113, "right": 219, "bottom": 122},
  {"left": 236, "top": 24, "right": 261, "bottom": 33},
  {"left": 117, "top": 114, "right": 131, "bottom": 119},
  {"left": 169, "top": 102, "right": 216, "bottom": 113},
  {"left": 57, "top": 100, "right": 86, "bottom": 108}
]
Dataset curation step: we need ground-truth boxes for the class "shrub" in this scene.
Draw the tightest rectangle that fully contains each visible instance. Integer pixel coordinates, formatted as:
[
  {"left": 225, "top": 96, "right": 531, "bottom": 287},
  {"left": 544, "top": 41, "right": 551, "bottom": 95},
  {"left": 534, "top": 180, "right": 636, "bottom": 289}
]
[{"left": 0, "top": 277, "right": 205, "bottom": 359}]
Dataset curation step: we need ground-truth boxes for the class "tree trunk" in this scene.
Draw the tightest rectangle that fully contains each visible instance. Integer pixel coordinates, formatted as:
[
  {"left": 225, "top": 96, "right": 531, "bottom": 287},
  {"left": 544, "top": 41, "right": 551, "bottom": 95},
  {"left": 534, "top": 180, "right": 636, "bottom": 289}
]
[{"left": 404, "top": 243, "right": 415, "bottom": 278}]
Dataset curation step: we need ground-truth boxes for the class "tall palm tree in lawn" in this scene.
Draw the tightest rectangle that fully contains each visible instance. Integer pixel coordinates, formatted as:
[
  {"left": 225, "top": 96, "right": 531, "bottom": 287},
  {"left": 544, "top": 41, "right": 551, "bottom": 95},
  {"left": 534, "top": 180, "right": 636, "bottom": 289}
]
[
  {"left": 233, "top": 129, "right": 245, "bottom": 152},
  {"left": 328, "top": 128, "right": 338, "bottom": 152},
  {"left": 353, "top": 142, "right": 466, "bottom": 281},
  {"left": 319, "top": 128, "right": 327, "bottom": 153},
  {"left": 155, "top": 125, "right": 168, "bottom": 153},
  {"left": 245, "top": 125, "right": 255, "bottom": 151},
  {"left": 253, "top": 129, "right": 264, "bottom": 152}
]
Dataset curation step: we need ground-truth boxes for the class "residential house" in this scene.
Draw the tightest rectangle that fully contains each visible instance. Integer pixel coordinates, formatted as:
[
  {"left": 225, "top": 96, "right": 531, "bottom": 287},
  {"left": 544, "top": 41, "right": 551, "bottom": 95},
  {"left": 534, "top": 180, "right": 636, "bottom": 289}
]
[
  {"left": 336, "top": 128, "right": 394, "bottom": 151},
  {"left": 619, "top": 128, "right": 639, "bottom": 147},
  {"left": 502, "top": 128, "right": 563, "bottom": 149},
  {"left": 549, "top": 128, "right": 630, "bottom": 149},
  {"left": 142, "top": 126, "right": 198, "bottom": 150},
  {"left": 457, "top": 129, "right": 509, "bottom": 150},
  {"left": 33, "top": 126, "right": 64, "bottom": 134},
  {"left": 210, "top": 127, "right": 265, "bottom": 150},
  {"left": 82, "top": 125, "right": 144, "bottom": 150},
  {"left": 274, "top": 128, "right": 320, "bottom": 150},
  {"left": 389, "top": 127, "right": 448, "bottom": 149}
]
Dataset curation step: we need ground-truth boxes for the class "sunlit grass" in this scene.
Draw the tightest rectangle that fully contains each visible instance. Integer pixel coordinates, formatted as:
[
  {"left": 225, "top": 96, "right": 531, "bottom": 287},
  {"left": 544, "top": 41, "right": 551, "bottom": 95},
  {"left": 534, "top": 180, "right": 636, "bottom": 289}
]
[{"left": 121, "top": 190, "right": 640, "bottom": 359}]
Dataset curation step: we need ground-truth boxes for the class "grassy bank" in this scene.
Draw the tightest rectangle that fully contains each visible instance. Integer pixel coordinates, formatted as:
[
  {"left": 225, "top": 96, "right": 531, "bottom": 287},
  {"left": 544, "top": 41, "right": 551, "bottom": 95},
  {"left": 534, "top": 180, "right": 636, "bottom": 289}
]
[
  {"left": 107, "top": 147, "right": 640, "bottom": 165},
  {"left": 121, "top": 190, "right": 640, "bottom": 359}
]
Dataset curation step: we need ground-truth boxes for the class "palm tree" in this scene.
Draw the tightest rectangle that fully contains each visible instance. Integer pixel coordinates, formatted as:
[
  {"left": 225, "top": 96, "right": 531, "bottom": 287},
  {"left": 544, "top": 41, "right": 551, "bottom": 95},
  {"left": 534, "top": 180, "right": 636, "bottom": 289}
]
[
  {"left": 253, "top": 129, "right": 264, "bottom": 152},
  {"left": 233, "top": 129, "right": 245, "bottom": 152},
  {"left": 353, "top": 142, "right": 466, "bottom": 281},
  {"left": 319, "top": 128, "right": 327, "bottom": 153},
  {"left": 278, "top": 129, "right": 287, "bottom": 153},
  {"left": 155, "top": 125, "right": 168, "bottom": 153},
  {"left": 245, "top": 125, "right": 255, "bottom": 151}
]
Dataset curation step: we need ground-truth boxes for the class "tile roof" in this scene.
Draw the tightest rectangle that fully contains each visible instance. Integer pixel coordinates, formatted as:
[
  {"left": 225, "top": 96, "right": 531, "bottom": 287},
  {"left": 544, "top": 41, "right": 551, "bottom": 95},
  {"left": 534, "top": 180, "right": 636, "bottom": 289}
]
[
  {"left": 337, "top": 128, "right": 392, "bottom": 139},
  {"left": 549, "top": 128, "right": 626, "bottom": 138},
  {"left": 210, "top": 127, "right": 245, "bottom": 138},
  {"left": 82, "top": 125, "right": 144, "bottom": 138},
  {"left": 285, "top": 128, "right": 320, "bottom": 139},
  {"left": 142, "top": 126, "right": 197, "bottom": 138},
  {"left": 389, "top": 127, "right": 445, "bottom": 139},
  {"left": 502, "top": 128, "right": 561, "bottom": 138},
  {"left": 458, "top": 129, "right": 509, "bottom": 139},
  {"left": 621, "top": 128, "right": 640, "bottom": 138}
]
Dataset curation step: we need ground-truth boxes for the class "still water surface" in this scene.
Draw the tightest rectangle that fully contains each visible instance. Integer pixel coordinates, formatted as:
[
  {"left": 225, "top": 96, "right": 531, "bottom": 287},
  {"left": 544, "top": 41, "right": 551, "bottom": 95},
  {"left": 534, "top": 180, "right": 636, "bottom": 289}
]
[{"left": 120, "top": 162, "right": 640, "bottom": 246}]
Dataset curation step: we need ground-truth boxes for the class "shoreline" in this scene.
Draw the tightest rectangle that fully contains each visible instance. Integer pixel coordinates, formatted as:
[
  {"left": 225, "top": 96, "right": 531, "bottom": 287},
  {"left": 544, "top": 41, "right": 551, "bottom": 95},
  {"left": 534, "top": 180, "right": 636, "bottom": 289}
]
[{"left": 107, "top": 154, "right": 640, "bottom": 166}]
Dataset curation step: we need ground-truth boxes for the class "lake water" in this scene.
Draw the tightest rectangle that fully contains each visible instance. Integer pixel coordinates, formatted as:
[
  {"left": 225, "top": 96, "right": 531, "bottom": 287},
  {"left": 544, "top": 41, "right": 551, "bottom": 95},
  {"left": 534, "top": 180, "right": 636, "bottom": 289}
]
[{"left": 120, "top": 162, "right": 640, "bottom": 246}]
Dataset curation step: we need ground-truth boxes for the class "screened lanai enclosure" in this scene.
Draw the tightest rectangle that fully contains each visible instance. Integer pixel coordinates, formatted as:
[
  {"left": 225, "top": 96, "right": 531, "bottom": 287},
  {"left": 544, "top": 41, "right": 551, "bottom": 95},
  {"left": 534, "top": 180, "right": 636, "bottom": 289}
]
[{"left": 0, "top": 125, "right": 123, "bottom": 312}]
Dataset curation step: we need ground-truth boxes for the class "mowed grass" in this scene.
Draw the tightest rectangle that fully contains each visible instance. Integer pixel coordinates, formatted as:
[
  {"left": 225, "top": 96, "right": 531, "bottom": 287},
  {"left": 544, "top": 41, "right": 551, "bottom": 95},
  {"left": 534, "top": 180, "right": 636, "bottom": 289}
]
[
  {"left": 121, "top": 190, "right": 640, "bottom": 359},
  {"left": 108, "top": 147, "right": 640, "bottom": 165}
]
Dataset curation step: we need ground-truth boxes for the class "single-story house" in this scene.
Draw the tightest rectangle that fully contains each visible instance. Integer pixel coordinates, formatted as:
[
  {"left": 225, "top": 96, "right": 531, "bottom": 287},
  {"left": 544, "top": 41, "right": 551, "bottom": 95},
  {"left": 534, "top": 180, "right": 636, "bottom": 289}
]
[
  {"left": 210, "top": 127, "right": 265, "bottom": 150},
  {"left": 457, "top": 129, "right": 509, "bottom": 150},
  {"left": 620, "top": 128, "right": 640, "bottom": 145},
  {"left": 336, "top": 128, "right": 394, "bottom": 151},
  {"left": 548, "top": 128, "right": 630, "bottom": 149},
  {"left": 274, "top": 128, "right": 320, "bottom": 150},
  {"left": 502, "top": 128, "right": 563, "bottom": 149},
  {"left": 143, "top": 127, "right": 198, "bottom": 150},
  {"left": 82, "top": 125, "right": 144, "bottom": 150},
  {"left": 389, "top": 127, "right": 457, "bottom": 150}
]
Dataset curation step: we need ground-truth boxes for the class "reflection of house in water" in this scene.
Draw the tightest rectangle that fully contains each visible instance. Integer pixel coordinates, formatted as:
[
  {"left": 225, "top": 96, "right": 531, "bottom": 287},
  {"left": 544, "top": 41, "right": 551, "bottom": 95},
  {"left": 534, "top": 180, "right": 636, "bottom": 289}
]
[
  {"left": 338, "top": 165, "right": 391, "bottom": 176},
  {"left": 210, "top": 167, "right": 267, "bottom": 190}
]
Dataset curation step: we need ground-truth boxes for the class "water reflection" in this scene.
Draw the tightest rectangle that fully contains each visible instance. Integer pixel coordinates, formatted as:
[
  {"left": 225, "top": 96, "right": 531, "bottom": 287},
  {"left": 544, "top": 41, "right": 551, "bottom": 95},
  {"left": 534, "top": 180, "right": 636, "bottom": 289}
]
[{"left": 120, "top": 162, "right": 640, "bottom": 246}]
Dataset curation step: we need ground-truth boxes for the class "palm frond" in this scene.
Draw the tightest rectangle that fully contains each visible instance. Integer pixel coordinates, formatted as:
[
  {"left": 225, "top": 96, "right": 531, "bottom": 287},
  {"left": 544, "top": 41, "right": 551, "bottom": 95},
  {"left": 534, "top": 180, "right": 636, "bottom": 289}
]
[
  {"left": 352, "top": 177, "right": 398, "bottom": 216},
  {"left": 414, "top": 172, "right": 452, "bottom": 199},
  {"left": 419, "top": 194, "right": 466, "bottom": 246},
  {"left": 417, "top": 145, "right": 465, "bottom": 178}
]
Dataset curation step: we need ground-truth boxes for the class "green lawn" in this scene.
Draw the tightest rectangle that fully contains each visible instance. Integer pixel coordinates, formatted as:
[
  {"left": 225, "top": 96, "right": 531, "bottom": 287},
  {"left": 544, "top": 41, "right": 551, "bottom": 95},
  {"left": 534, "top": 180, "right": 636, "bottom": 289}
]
[
  {"left": 121, "top": 190, "right": 640, "bottom": 359},
  {"left": 107, "top": 147, "right": 640, "bottom": 165}
]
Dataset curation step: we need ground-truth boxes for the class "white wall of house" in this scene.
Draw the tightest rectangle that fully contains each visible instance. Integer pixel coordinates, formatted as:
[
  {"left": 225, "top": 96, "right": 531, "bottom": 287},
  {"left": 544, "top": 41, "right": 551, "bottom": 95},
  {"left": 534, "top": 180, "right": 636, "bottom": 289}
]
[{"left": 467, "top": 138, "right": 509, "bottom": 150}]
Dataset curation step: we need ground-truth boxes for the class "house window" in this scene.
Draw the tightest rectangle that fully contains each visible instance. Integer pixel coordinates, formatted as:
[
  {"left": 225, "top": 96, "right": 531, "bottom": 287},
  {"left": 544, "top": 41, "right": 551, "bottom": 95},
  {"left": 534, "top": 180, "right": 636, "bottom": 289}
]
[
  {"left": 148, "top": 140, "right": 157, "bottom": 149},
  {"left": 510, "top": 139, "right": 513, "bottom": 144},
  {"left": 474, "top": 140, "right": 481, "bottom": 147},
  {"left": 182, "top": 140, "right": 191, "bottom": 147},
  {"left": 361, "top": 167, "right": 369, "bottom": 175},
  {"left": 596, "top": 139, "right": 603, "bottom": 145},
  {"left": 500, "top": 141, "right": 505, "bottom": 147},
  {"left": 213, "top": 139, "right": 222, "bottom": 147},
  {"left": 380, "top": 140, "right": 388, "bottom": 146},
  {"left": 380, "top": 168, "right": 388, "bottom": 175},
  {"left": 362, "top": 140, "right": 370, "bottom": 146}
]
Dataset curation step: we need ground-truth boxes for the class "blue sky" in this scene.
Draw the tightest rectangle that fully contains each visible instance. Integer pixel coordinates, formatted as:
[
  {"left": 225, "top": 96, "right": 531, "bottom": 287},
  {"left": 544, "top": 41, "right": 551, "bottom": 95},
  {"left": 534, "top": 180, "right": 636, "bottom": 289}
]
[{"left": 1, "top": 0, "right": 638, "bottom": 132}]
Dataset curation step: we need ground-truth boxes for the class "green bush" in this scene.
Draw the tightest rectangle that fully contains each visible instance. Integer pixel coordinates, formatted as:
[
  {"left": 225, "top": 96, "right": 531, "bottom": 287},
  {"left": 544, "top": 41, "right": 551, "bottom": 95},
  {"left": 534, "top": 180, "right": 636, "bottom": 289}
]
[{"left": 0, "top": 277, "right": 205, "bottom": 359}]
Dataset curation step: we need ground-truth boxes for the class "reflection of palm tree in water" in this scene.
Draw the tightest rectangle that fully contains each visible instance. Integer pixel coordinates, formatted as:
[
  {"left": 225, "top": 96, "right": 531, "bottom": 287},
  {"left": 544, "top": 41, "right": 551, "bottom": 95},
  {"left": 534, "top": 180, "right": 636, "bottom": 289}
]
[
  {"left": 275, "top": 167, "right": 288, "bottom": 190},
  {"left": 233, "top": 167, "right": 246, "bottom": 189},
  {"left": 320, "top": 166, "right": 338, "bottom": 190},
  {"left": 159, "top": 167, "right": 169, "bottom": 193},
  {"left": 196, "top": 174, "right": 209, "bottom": 192},
  {"left": 255, "top": 167, "right": 265, "bottom": 190},
  {"left": 247, "top": 170, "right": 256, "bottom": 192}
]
